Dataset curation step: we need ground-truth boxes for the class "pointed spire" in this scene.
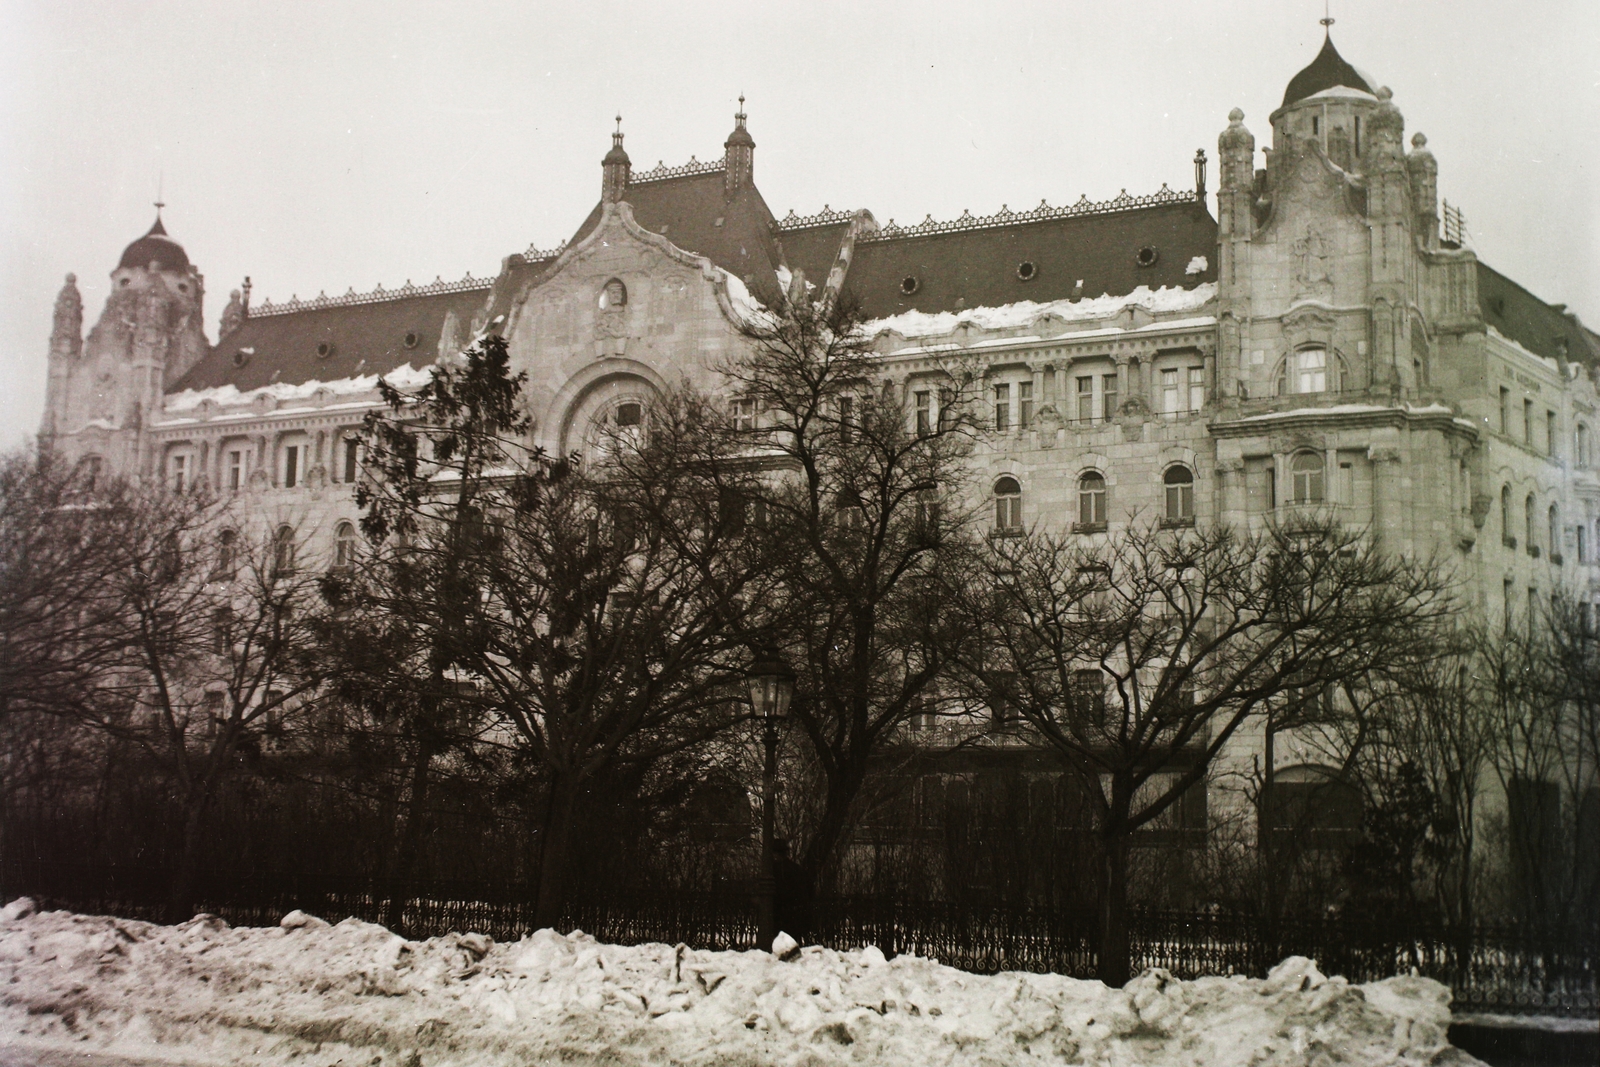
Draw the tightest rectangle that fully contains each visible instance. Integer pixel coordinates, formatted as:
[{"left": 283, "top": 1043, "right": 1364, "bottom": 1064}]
[
  {"left": 602, "top": 113, "right": 631, "bottom": 202},
  {"left": 725, "top": 94, "right": 755, "bottom": 195}
]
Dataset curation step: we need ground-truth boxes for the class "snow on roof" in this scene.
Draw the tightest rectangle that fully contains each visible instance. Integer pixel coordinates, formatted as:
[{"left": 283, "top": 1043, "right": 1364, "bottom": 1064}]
[
  {"left": 1304, "top": 85, "right": 1379, "bottom": 102},
  {"left": 1486, "top": 325, "right": 1562, "bottom": 374},
  {"left": 164, "top": 361, "right": 437, "bottom": 414},
  {"left": 866, "top": 282, "right": 1217, "bottom": 340},
  {"left": 1237, "top": 402, "right": 1457, "bottom": 422}
]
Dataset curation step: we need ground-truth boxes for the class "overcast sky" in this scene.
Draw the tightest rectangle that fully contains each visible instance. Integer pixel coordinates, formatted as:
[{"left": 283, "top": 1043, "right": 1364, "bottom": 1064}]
[{"left": 2, "top": 0, "right": 1596, "bottom": 449}]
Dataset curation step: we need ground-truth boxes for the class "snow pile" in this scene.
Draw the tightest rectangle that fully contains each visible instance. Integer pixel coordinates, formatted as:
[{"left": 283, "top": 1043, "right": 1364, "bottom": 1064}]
[
  {"left": 0, "top": 899, "right": 1480, "bottom": 1067},
  {"left": 164, "top": 362, "right": 438, "bottom": 414},
  {"left": 868, "top": 282, "right": 1217, "bottom": 340}
]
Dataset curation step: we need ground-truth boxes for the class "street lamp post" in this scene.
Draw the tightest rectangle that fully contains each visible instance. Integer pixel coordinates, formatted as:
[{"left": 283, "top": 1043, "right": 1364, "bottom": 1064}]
[{"left": 746, "top": 649, "right": 795, "bottom": 952}]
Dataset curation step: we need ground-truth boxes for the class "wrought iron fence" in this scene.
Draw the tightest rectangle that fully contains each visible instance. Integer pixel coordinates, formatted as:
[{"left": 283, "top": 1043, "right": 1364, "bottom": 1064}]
[{"left": 3, "top": 862, "right": 1593, "bottom": 1018}]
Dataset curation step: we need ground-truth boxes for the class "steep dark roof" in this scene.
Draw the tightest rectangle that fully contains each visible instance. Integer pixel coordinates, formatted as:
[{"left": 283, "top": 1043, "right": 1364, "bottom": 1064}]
[
  {"left": 844, "top": 199, "right": 1218, "bottom": 320},
  {"left": 118, "top": 215, "right": 191, "bottom": 273},
  {"left": 1478, "top": 262, "right": 1600, "bottom": 369},
  {"left": 1283, "top": 35, "right": 1375, "bottom": 106},
  {"left": 775, "top": 221, "right": 852, "bottom": 293},
  {"left": 169, "top": 285, "right": 491, "bottom": 394},
  {"left": 569, "top": 168, "right": 786, "bottom": 306}
]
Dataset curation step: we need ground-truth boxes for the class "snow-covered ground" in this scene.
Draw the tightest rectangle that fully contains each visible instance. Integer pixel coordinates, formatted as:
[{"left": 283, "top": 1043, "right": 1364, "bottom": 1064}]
[{"left": 0, "top": 897, "right": 1484, "bottom": 1066}]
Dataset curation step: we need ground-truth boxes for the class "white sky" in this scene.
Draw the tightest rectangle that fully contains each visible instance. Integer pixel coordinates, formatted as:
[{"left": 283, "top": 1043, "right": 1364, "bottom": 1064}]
[{"left": 2, "top": 0, "right": 1596, "bottom": 449}]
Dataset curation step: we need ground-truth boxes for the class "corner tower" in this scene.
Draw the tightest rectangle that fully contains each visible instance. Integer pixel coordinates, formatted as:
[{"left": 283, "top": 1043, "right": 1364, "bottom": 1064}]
[
  {"left": 40, "top": 211, "right": 209, "bottom": 475},
  {"left": 1209, "top": 30, "right": 1482, "bottom": 554}
]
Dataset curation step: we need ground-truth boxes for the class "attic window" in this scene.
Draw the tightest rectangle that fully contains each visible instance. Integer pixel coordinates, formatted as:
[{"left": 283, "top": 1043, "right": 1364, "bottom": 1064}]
[
  {"left": 403, "top": 332, "right": 420, "bottom": 349},
  {"left": 316, "top": 342, "right": 335, "bottom": 359},
  {"left": 900, "top": 275, "right": 920, "bottom": 296},
  {"left": 231, "top": 350, "right": 249, "bottom": 368},
  {"left": 1016, "top": 261, "right": 1038, "bottom": 282},
  {"left": 1135, "top": 246, "right": 1160, "bottom": 268},
  {"left": 178, "top": 283, "right": 189, "bottom": 293}
]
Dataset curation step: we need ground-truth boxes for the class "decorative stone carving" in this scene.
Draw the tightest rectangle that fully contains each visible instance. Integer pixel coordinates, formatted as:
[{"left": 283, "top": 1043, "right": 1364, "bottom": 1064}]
[{"left": 1291, "top": 228, "right": 1332, "bottom": 292}]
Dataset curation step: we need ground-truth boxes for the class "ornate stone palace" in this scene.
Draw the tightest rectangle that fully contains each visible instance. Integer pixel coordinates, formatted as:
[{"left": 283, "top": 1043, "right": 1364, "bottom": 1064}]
[{"left": 39, "top": 36, "right": 1600, "bottom": 669}]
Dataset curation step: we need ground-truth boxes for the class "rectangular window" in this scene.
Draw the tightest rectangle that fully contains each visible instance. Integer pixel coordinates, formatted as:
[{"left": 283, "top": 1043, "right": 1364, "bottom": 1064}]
[
  {"left": 1076, "top": 377, "right": 1094, "bottom": 423},
  {"left": 1546, "top": 410, "right": 1557, "bottom": 454},
  {"left": 1500, "top": 387, "right": 1511, "bottom": 433},
  {"left": 938, "top": 388, "right": 956, "bottom": 431},
  {"left": 1162, "top": 368, "right": 1180, "bottom": 416},
  {"left": 1298, "top": 349, "right": 1327, "bottom": 393},
  {"left": 1524, "top": 399, "right": 1534, "bottom": 446},
  {"left": 1503, "top": 577, "right": 1514, "bottom": 631},
  {"left": 1246, "top": 458, "right": 1276, "bottom": 513},
  {"left": 284, "top": 445, "right": 299, "bottom": 489},
  {"left": 1018, "top": 381, "right": 1033, "bottom": 429},
  {"left": 915, "top": 390, "right": 931, "bottom": 436},
  {"left": 203, "top": 691, "right": 224, "bottom": 739},
  {"left": 342, "top": 439, "right": 359, "bottom": 483},
  {"left": 730, "top": 398, "right": 756, "bottom": 432},
  {"left": 838, "top": 395, "right": 855, "bottom": 442},
  {"left": 228, "top": 449, "right": 245, "bottom": 490},
  {"left": 1339, "top": 461, "right": 1354, "bottom": 506},
  {"left": 993, "top": 383, "right": 1010, "bottom": 431},
  {"left": 169, "top": 454, "right": 189, "bottom": 492},
  {"left": 1578, "top": 523, "right": 1588, "bottom": 564},
  {"left": 1188, "top": 367, "right": 1205, "bottom": 412},
  {"left": 1102, "top": 374, "right": 1119, "bottom": 422}
]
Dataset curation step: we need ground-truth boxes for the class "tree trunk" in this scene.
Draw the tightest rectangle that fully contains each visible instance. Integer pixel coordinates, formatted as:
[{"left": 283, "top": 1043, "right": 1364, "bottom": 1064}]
[
  {"left": 384, "top": 742, "right": 436, "bottom": 935},
  {"left": 165, "top": 793, "right": 210, "bottom": 924},
  {"left": 1096, "top": 831, "right": 1132, "bottom": 987},
  {"left": 533, "top": 772, "right": 582, "bottom": 930}
]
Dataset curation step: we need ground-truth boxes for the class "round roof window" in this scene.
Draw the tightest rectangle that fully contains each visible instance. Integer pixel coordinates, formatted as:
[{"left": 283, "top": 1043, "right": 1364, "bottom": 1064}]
[
  {"left": 316, "top": 341, "right": 335, "bottom": 359},
  {"left": 403, "top": 331, "right": 420, "bottom": 349},
  {"left": 900, "top": 275, "right": 920, "bottom": 296},
  {"left": 1135, "top": 246, "right": 1160, "bottom": 268},
  {"left": 1016, "top": 261, "right": 1038, "bottom": 282},
  {"left": 231, "top": 350, "right": 249, "bottom": 368}
]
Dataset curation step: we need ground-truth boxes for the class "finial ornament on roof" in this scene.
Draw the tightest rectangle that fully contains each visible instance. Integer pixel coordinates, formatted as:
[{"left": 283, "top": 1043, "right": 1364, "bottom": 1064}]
[{"left": 1321, "top": 0, "right": 1334, "bottom": 32}]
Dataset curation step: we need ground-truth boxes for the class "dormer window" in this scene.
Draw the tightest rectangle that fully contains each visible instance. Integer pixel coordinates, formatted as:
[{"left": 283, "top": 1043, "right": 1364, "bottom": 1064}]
[{"left": 599, "top": 278, "right": 627, "bottom": 309}]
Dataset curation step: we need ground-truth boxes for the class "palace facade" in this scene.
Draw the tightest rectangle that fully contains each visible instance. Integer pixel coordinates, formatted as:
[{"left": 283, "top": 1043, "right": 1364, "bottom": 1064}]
[{"left": 36, "top": 35, "right": 1600, "bottom": 838}]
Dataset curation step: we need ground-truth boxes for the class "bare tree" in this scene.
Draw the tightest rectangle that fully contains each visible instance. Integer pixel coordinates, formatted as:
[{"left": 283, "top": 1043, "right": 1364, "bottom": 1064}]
[
  {"left": 1481, "top": 598, "right": 1600, "bottom": 938},
  {"left": 13, "top": 471, "right": 325, "bottom": 920},
  {"left": 0, "top": 450, "right": 131, "bottom": 723},
  {"left": 722, "top": 293, "right": 984, "bottom": 896},
  {"left": 342, "top": 337, "right": 773, "bottom": 929},
  {"left": 958, "top": 518, "right": 1454, "bottom": 985}
]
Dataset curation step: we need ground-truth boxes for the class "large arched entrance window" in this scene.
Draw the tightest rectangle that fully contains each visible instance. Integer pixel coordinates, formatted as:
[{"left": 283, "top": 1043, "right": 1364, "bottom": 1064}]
[{"left": 1290, "top": 452, "right": 1324, "bottom": 505}]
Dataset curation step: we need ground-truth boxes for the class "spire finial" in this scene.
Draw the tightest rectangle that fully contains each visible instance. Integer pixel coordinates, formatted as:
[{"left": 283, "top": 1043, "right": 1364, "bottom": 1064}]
[
  {"left": 154, "top": 171, "right": 165, "bottom": 217},
  {"left": 612, "top": 113, "right": 624, "bottom": 148},
  {"left": 1320, "top": 0, "right": 1334, "bottom": 33}
]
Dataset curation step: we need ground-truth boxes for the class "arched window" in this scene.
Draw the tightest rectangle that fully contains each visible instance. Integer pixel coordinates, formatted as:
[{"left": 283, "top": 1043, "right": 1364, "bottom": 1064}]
[
  {"left": 599, "top": 278, "right": 627, "bottom": 309},
  {"left": 216, "top": 529, "right": 238, "bottom": 580},
  {"left": 1578, "top": 424, "right": 1591, "bottom": 468},
  {"left": 1277, "top": 347, "right": 1336, "bottom": 395},
  {"left": 1078, "top": 472, "right": 1107, "bottom": 527},
  {"left": 1290, "top": 452, "right": 1324, "bottom": 504},
  {"left": 993, "top": 476, "right": 1023, "bottom": 534},
  {"left": 272, "top": 525, "right": 296, "bottom": 577},
  {"left": 1163, "top": 465, "right": 1195, "bottom": 523},
  {"left": 333, "top": 522, "right": 359, "bottom": 570},
  {"left": 1502, "top": 485, "right": 1513, "bottom": 545},
  {"left": 1549, "top": 505, "right": 1561, "bottom": 562},
  {"left": 76, "top": 455, "right": 104, "bottom": 491},
  {"left": 1525, "top": 494, "right": 1537, "bottom": 555}
]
